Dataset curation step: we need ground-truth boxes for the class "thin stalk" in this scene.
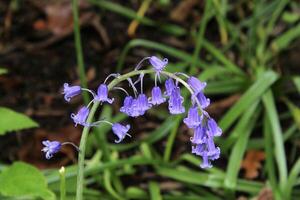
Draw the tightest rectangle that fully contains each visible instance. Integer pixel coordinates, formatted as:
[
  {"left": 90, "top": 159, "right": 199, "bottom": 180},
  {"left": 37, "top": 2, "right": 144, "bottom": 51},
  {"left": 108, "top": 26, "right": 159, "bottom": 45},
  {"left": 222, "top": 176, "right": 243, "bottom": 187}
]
[
  {"left": 72, "top": 0, "right": 89, "bottom": 104},
  {"left": 59, "top": 167, "right": 66, "bottom": 200},
  {"left": 75, "top": 69, "right": 199, "bottom": 200}
]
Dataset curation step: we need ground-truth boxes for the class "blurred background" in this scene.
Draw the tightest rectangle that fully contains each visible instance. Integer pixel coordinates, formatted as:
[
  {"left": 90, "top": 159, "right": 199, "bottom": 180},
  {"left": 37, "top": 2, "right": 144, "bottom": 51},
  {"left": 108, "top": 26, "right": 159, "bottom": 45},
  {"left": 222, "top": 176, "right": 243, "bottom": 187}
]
[{"left": 0, "top": 0, "right": 299, "bottom": 199}]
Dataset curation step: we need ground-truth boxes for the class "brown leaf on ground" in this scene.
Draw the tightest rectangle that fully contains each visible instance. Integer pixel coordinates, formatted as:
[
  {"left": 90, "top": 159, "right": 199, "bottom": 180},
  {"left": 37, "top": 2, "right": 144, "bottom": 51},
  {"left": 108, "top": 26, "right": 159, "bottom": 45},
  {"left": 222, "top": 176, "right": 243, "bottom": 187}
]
[
  {"left": 206, "top": 94, "right": 241, "bottom": 116},
  {"left": 255, "top": 187, "right": 273, "bottom": 200},
  {"left": 241, "top": 150, "right": 265, "bottom": 179},
  {"left": 170, "top": 0, "right": 200, "bottom": 23}
]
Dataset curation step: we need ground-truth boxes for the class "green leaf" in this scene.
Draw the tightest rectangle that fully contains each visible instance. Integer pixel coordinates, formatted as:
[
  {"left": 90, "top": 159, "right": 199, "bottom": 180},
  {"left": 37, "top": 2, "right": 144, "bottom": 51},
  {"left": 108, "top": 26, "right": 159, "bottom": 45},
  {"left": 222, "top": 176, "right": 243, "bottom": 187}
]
[
  {"left": 0, "top": 162, "right": 55, "bottom": 200},
  {"left": 149, "top": 182, "right": 162, "bottom": 200},
  {"left": 224, "top": 103, "right": 260, "bottom": 190},
  {"left": 219, "top": 70, "right": 278, "bottom": 132},
  {"left": 293, "top": 76, "right": 300, "bottom": 93},
  {"left": 0, "top": 68, "right": 8, "bottom": 75},
  {"left": 262, "top": 90, "right": 287, "bottom": 190},
  {"left": 0, "top": 107, "right": 39, "bottom": 135}
]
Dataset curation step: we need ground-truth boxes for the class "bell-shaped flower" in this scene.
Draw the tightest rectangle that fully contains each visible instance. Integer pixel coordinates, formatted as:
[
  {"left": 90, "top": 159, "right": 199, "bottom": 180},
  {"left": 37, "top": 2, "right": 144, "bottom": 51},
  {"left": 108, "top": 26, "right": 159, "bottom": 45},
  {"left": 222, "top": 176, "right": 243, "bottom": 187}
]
[
  {"left": 190, "top": 125, "right": 206, "bottom": 144},
  {"left": 94, "top": 84, "right": 114, "bottom": 104},
  {"left": 164, "top": 78, "right": 176, "bottom": 96},
  {"left": 200, "top": 153, "right": 213, "bottom": 169},
  {"left": 207, "top": 118, "right": 222, "bottom": 137},
  {"left": 149, "top": 56, "right": 168, "bottom": 72},
  {"left": 168, "top": 87, "right": 185, "bottom": 114},
  {"left": 187, "top": 76, "right": 206, "bottom": 94},
  {"left": 193, "top": 92, "right": 210, "bottom": 109},
  {"left": 120, "top": 96, "right": 134, "bottom": 115},
  {"left": 149, "top": 86, "right": 166, "bottom": 105},
  {"left": 41, "top": 140, "right": 61, "bottom": 159},
  {"left": 63, "top": 83, "right": 81, "bottom": 102},
  {"left": 112, "top": 123, "right": 131, "bottom": 143},
  {"left": 71, "top": 106, "right": 90, "bottom": 126},
  {"left": 206, "top": 137, "right": 220, "bottom": 157},
  {"left": 136, "top": 94, "right": 152, "bottom": 113},
  {"left": 183, "top": 107, "right": 202, "bottom": 128},
  {"left": 192, "top": 143, "right": 205, "bottom": 156}
]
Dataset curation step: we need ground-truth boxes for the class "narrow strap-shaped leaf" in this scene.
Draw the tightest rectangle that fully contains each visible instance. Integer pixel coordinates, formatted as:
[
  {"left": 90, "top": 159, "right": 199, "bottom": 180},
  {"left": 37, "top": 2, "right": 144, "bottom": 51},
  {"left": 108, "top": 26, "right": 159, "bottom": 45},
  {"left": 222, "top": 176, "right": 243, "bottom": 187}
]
[
  {"left": 224, "top": 102, "right": 260, "bottom": 190},
  {"left": 262, "top": 90, "right": 287, "bottom": 190},
  {"left": 219, "top": 70, "right": 278, "bottom": 132}
]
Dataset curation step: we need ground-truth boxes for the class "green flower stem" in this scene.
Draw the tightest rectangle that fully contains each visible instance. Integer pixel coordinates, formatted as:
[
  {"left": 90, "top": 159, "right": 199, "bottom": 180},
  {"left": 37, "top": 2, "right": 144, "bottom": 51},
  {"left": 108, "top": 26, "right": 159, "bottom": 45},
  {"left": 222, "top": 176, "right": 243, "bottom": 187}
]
[
  {"left": 72, "top": 0, "right": 89, "bottom": 104},
  {"left": 75, "top": 69, "right": 196, "bottom": 200},
  {"left": 59, "top": 167, "right": 66, "bottom": 200}
]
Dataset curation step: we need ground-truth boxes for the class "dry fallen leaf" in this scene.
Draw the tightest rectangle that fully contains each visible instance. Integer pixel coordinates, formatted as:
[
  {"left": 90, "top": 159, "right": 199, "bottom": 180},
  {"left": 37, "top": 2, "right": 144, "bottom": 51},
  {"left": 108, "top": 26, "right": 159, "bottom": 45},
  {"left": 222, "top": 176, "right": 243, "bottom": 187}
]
[
  {"left": 170, "top": 0, "right": 200, "bottom": 23},
  {"left": 241, "top": 150, "right": 265, "bottom": 179}
]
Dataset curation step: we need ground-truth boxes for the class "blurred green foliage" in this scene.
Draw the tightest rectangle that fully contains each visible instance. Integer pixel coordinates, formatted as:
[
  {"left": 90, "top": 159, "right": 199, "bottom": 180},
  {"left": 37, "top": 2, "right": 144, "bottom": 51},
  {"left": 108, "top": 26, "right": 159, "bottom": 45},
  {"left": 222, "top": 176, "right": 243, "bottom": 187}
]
[{"left": 0, "top": 0, "right": 300, "bottom": 199}]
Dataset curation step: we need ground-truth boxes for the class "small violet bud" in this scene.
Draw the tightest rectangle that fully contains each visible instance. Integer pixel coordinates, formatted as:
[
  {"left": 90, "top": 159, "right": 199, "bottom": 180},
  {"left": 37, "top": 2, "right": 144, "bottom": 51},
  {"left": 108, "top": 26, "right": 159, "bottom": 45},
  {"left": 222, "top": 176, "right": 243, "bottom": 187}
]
[
  {"left": 164, "top": 78, "right": 176, "bottom": 96},
  {"left": 168, "top": 87, "right": 185, "bottom": 114},
  {"left": 63, "top": 83, "right": 81, "bottom": 102},
  {"left": 149, "top": 56, "right": 168, "bottom": 72},
  {"left": 183, "top": 107, "right": 202, "bottom": 128},
  {"left": 149, "top": 86, "right": 166, "bottom": 105},
  {"left": 71, "top": 106, "right": 90, "bottom": 127},
  {"left": 41, "top": 140, "right": 61, "bottom": 159},
  {"left": 112, "top": 123, "right": 131, "bottom": 143},
  {"left": 187, "top": 76, "right": 206, "bottom": 94},
  {"left": 94, "top": 84, "right": 114, "bottom": 104},
  {"left": 207, "top": 118, "right": 222, "bottom": 137}
]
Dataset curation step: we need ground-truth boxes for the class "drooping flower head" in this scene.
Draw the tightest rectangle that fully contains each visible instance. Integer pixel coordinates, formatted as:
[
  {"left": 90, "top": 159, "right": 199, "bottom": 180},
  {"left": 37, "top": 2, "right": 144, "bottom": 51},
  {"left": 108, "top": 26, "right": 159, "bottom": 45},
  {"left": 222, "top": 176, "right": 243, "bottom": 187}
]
[
  {"left": 63, "top": 83, "right": 81, "bottom": 102},
  {"left": 168, "top": 87, "right": 185, "bottom": 114},
  {"left": 183, "top": 107, "right": 202, "bottom": 128},
  {"left": 42, "top": 140, "right": 61, "bottom": 159},
  {"left": 112, "top": 123, "right": 131, "bottom": 143},
  {"left": 94, "top": 84, "right": 114, "bottom": 104},
  {"left": 71, "top": 106, "right": 90, "bottom": 126},
  {"left": 149, "top": 56, "right": 168, "bottom": 72},
  {"left": 187, "top": 76, "right": 207, "bottom": 94},
  {"left": 149, "top": 86, "right": 166, "bottom": 105},
  {"left": 165, "top": 78, "right": 176, "bottom": 96}
]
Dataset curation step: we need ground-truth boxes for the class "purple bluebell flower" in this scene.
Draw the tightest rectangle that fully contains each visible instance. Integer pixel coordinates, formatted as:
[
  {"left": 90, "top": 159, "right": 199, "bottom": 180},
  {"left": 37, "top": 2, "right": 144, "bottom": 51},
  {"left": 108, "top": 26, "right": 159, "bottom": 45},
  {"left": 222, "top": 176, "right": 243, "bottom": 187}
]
[
  {"left": 168, "top": 87, "right": 185, "bottom": 114},
  {"left": 183, "top": 107, "right": 202, "bottom": 128},
  {"left": 112, "top": 123, "right": 131, "bottom": 143},
  {"left": 187, "top": 76, "right": 206, "bottom": 94},
  {"left": 193, "top": 92, "right": 210, "bottom": 109},
  {"left": 207, "top": 118, "right": 222, "bottom": 137},
  {"left": 94, "top": 84, "right": 114, "bottom": 104},
  {"left": 71, "top": 106, "right": 90, "bottom": 126},
  {"left": 149, "top": 86, "right": 166, "bottom": 105},
  {"left": 63, "top": 83, "right": 81, "bottom": 102},
  {"left": 190, "top": 125, "right": 206, "bottom": 144},
  {"left": 149, "top": 56, "right": 168, "bottom": 72},
  {"left": 41, "top": 140, "right": 61, "bottom": 159},
  {"left": 200, "top": 153, "right": 213, "bottom": 169},
  {"left": 192, "top": 143, "right": 205, "bottom": 156},
  {"left": 137, "top": 94, "right": 152, "bottom": 112},
  {"left": 164, "top": 78, "right": 176, "bottom": 96},
  {"left": 206, "top": 137, "right": 220, "bottom": 157},
  {"left": 120, "top": 96, "right": 134, "bottom": 115}
]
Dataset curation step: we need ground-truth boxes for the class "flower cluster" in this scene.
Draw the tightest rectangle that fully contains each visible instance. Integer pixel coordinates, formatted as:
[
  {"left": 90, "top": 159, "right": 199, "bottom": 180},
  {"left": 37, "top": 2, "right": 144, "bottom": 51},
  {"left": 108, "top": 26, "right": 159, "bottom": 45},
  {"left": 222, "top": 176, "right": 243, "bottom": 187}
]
[{"left": 42, "top": 56, "right": 222, "bottom": 169}]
